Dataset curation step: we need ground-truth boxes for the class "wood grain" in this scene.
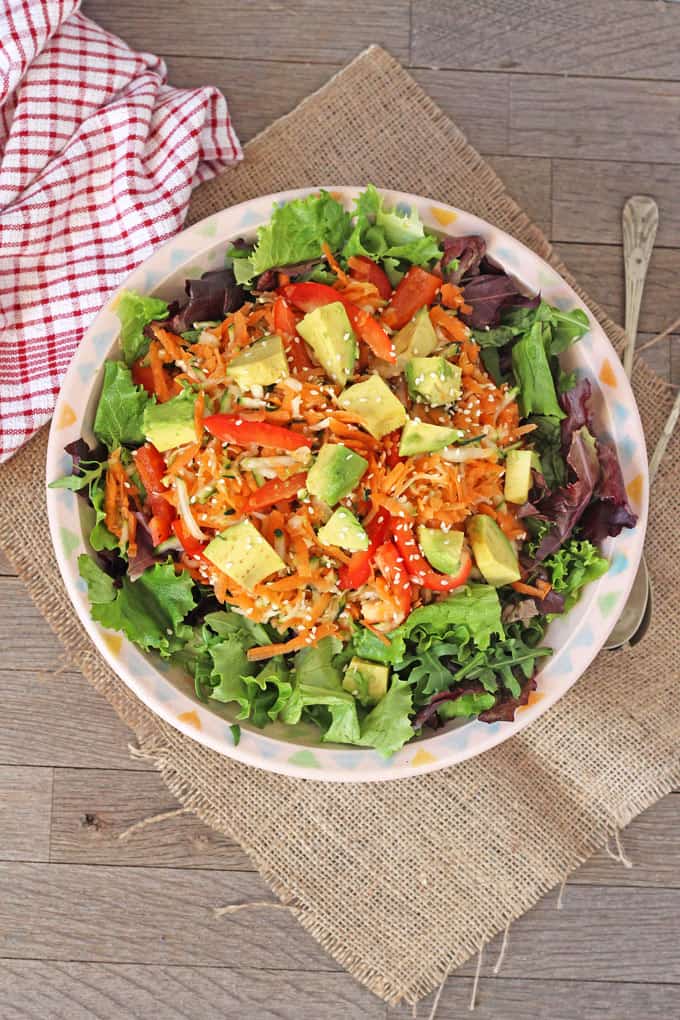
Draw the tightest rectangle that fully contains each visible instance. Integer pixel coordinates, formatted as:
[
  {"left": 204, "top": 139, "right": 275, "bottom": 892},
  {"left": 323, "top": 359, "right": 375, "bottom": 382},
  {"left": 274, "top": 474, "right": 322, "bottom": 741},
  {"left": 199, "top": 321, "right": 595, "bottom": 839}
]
[
  {"left": 50, "top": 768, "right": 250, "bottom": 870},
  {"left": 553, "top": 242, "right": 680, "bottom": 334},
  {"left": 0, "top": 960, "right": 388, "bottom": 1020},
  {"left": 0, "top": 668, "right": 150, "bottom": 771},
  {"left": 509, "top": 76, "right": 680, "bottom": 164},
  {"left": 0, "top": 579, "right": 70, "bottom": 671},
  {"left": 485, "top": 156, "right": 552, "bottom": 237},
  {"left": 47, "top": 767, "right": 680, "bottom": 888},
  {"left": 411, "top": 0, "right": 680, "bottom": 82},
  {"left": 0, "top": 863, "right": 332, "bottom": 970},
  {"left": 0, "top": 767, "right": 52, "bottom": 863},
  {"left": 389, "top": 976, "right": 680, "bottom": 1020},
  {"left": 552, "top": 159, "right": 680, "bottom": 247},
  {"left": 81, "top": 0, "right": 410, "bottom": 62}
]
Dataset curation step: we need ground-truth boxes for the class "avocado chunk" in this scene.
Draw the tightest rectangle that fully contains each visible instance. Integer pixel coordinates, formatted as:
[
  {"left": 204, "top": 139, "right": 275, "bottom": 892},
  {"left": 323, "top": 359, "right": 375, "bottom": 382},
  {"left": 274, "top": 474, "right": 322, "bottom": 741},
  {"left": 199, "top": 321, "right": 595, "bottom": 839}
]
[
  {"left": 399, "top": 419, "right": 464, "bottom": 456},
  {"left": 504, "top": 449, "right": 533, "bottom": 505},
  {"left": 204, "top": 519, "right": 285, "bottom": 590},
  {"left": 143, "top": 388, "right": 196, "bottom": 452},
  {"left": 342, "top": 657, "right": 389, "bottom": 705},
  {"left": 467, "top": 514, "right": 520, "bottom": 586},
  {"left": 227, "top": 334, "right": 289, "bottom": 390},
  {"left": 317, "top": 507, "right": 369, "bottom": 552},
  {"left": 405, "top": 356, "right": 462, "bottom": 406},
  {"left": 296, "top": 302, "right": 357, "bottom": 386},
  {"left": 338, "top": 374, "right": 407, "bottom": 440},
  {"left": 417, "top": 526, "right": 464, "bottom": 574},
  {"left": 393, "top": 306, "right": 438, "bottom": 370},
  {"left": 306, "top": 443, "right": 368, "bottom": 506}
]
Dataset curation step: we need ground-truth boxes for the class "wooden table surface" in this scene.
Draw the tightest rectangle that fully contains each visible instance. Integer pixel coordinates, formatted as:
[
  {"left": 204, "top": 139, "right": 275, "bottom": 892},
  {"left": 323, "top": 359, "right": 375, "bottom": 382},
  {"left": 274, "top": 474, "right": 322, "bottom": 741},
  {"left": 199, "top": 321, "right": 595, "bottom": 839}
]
[{"left": 3, "top": 3, "right": 680, "bottom": 1018}]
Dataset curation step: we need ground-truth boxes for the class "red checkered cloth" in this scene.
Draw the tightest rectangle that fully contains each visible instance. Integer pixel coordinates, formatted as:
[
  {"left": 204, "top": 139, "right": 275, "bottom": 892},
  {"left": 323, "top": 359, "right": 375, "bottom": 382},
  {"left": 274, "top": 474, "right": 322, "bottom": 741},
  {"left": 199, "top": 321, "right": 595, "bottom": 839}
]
[{"left": 0, "top": 0, "right": 242, "bottom": 462}]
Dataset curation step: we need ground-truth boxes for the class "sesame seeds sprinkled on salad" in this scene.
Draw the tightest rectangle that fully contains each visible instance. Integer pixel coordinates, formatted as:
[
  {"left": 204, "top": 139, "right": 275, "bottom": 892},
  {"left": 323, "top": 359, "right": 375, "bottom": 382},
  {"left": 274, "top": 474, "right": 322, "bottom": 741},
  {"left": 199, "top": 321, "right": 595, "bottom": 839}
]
[{"left": 55, "top": 186, "right": 636, "bottom": 757}]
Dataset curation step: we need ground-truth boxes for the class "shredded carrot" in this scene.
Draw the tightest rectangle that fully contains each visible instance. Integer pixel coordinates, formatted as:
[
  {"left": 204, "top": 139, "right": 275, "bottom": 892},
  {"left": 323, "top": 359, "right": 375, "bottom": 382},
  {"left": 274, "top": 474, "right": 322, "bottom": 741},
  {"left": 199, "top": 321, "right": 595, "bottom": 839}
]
[
  {"left": 149, "top": 340, "right": 170, "bottom": 402},
  {"left": 362, "top": 621, "right": 391, "bottom": 646},
  {"left": 429, "top": 305, "right": 470, "bottom": 342},
  {"left": 514, "top": 423, "right": 538, "bottom": 436},
  {"left": 512, "top": 580, "right": 549, "bottom": 599},
  {"left": 151, "top": 325, "right": 185, "bottom": 362},
  {"left": 439, "top": 282, "right": 465, "bottom": 309},
  {"left": 166, "top": 443, "right": 200, "bottom": 476},
  {"left": 247, "top": 624, "right": 336, "bottom": 661},
  {"left": 322, "top": 241, "right": 349, "bottom": 285}
]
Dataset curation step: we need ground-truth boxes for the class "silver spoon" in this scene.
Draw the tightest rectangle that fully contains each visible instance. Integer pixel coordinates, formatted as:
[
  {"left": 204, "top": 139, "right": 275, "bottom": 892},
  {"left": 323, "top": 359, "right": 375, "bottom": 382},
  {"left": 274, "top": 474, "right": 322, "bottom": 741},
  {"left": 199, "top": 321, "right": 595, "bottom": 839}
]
[{"left": 603, "top": 195, "right": 658, "bottom": 650}]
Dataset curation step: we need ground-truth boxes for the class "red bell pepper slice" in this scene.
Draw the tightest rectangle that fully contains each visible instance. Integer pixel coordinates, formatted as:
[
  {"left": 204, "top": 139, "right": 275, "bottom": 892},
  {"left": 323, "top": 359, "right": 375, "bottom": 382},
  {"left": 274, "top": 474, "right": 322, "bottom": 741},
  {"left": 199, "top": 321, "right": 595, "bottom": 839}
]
[
  {"left": 337, "top": 510, "right": 391, "bottom": 590},
  {"left": 247, "top": 471, "right": 308, "bottom": 511},
  {"left": 272, "top": 296, "right": 314, "bottom": 371},
  {"left": 348, "top": 255, "right": 392, "bottom": 300},
  {"left": 282, "top": 282, "right": 396, "bottom": 363},
  {"left": 382, "top": 266, "right": 441, "bottom": 331},
  {"left": 203, "top": 414, "right": 312, "bottom": 450},
  {"left": 133, "top": 443, "right": 176, "bottom": 545},
  {"left": 383, "top": 428, "right": 404, "bottom": 469},
  {"left": 374, "top": 540, "right": 412, "bottom": 618},
  {"left": 392, "top": 519, "right": 472, "bottom": 591},
  {"left": 172, "top": 518, "right": 207, "bottom": 559},
  {"left": 131, "top": 358, "right": 178, "bottom": 400}
]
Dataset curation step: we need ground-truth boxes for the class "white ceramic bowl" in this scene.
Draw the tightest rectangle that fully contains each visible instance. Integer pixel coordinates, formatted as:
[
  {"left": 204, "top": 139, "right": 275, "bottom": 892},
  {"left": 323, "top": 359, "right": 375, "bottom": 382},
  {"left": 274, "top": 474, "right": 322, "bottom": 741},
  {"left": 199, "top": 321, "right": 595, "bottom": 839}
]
[{"left": 46, "top": 187, "right": 648, "bottom": 781}]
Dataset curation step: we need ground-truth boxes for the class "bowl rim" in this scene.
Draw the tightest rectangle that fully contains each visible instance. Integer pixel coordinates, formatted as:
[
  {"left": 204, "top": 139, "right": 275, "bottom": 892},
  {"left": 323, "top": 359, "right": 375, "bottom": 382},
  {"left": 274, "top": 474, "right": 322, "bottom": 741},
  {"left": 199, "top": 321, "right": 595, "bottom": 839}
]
[{"left": 46, "top": 185, "right": 649, "bottom": 782}]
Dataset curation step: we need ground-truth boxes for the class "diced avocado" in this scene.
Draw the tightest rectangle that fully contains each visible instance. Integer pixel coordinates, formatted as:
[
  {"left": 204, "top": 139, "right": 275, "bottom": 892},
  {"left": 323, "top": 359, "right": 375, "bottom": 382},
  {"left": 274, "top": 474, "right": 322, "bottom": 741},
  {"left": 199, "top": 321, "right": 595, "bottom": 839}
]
[
  {"left": 393, "top": 306, "right": 438, "bottom": 370},
  {"left": 504, "top": 449, "right": 533, "bottom": 505},
  {"left": 338, "top": 374, "right": 407, "bottom": 440},
  {"left": 204, "top": 520, "right": 285, "bottom": 590},
  {"left": 467, "top": 514, "right": 521, "bottom": 587},
  {"left": 405, "top": 356, "right": 462, "bottom": 406},
  {"left": 399, "top": 419, "right": 464, "bottom": 456},
  {"left": 306, "top": 444, "right": 368, "bottom": 506},
  {"left": 143, "top": 389, "right": 196, "bottom": 452},
  {"left": 226, "top": 334, "right": 289, "bottom": 390},
  {"left": 296, "top": 302, "right": 357, "bottom": 386},
  {"left": 317, "top": 508, "right": 369, "bottom": 552},
  {"left": 417, "top": 526, "right": 464, "bottom": 574},
  {"left": 343, "top": 657, "right": 389, "bottom": 705}
]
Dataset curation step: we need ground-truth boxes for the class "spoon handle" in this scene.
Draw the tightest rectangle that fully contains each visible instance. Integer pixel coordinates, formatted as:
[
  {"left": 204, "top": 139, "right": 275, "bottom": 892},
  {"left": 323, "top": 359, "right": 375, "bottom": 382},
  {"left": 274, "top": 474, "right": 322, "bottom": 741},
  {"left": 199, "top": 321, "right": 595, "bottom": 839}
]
[
  {"left": 649, "top": 386, "right": 680, "bottom": 484},
  {"left": 622, "top": 196, "right": 658, "bottom": 380}
]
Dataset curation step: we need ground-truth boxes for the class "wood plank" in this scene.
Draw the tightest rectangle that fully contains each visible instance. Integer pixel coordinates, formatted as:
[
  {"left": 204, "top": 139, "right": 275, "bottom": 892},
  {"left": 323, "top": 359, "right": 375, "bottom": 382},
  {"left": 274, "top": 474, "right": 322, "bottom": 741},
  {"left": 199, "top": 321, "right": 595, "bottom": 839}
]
[
  {"left": 636, "top": 333, "right": 673, "bottom": 386},
  {"left": 0, "top": 767, "right": 52, "bottom": 863},
  {"left": 553, "top": 159, "right": 680, "bottom": 247},
  {"left": 485, "top": 156, "right": 552, "bottom": 237},
  {"left": 0, "top": 579, "right": 70, "bottom": 672},
  {"left": 448, "top": 884, "right": 680, "bottom": 984},
  {"left": 0, "top": 863, "right": 334, "bottom": 970},
  {"left": 0, "top": 670, "right": 150, "bottom": 771},
  {"left": 552, "top": 242, "right": 680, "bottom": 334},
  {"left": 671, "top": 338, "right": 680, "bottom": 387},
  {"left": 510, "top": 76, "right": 680, "bottom": 164},
  {"left": 49, "top": 768, "right": 680, "bottom": 890},
  {"left": 570, "top": 794, "right": 680, "bottom": 889},
  {"left": 164, "top": 57, "right": 511, "bottom": 156},
  {"left": 50, "top": 768, "right": 250, "bottom": 871},
  {"left": 389, "top": 976, "right": 680, "bottom": 1020},
  {"left": 411, "top": 0, "right": 680, "bottom": 82},
  {"left": 0, "top": 960, "right": 387, "bottom": 1020},
  {"left": 80, "top": 0, "right": 410, "bottom": 62}
]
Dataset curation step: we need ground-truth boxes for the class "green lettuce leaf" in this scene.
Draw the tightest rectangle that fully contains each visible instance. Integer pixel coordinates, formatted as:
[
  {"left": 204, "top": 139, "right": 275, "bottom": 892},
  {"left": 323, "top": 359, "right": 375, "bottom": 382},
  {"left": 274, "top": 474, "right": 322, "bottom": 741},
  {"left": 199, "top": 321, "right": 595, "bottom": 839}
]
[
  {"left": 116, "top": 291, "right": 169, "bottom": 364},
  {"left": 89, "top": 476, "right": 119, "bottom": 551},
  {"left": 78, "top": 555, "right": 196, "bottom": 655},
  {"left": 356, "top": 679, "right": 413, "bottom": 757},
  {"left": 437, "top": 692, "right": 496, "bottom": 719},
  {"left": 342, "top": 185, "right": 441, "bottom": 267},
  {"left": 245, "top": 657, "right": 292, "bottom": 727},
  {"left": 237, "top": 191, "right": 352, "bottom": 286},
  {"left": 548, "top": 307, "right": 590, "bottom": 356},
  {"left": 93, "top": 361, "right": 150, "bottom": 450},
  {"left": 511, "top": 321, "right": 565, "bottom": 419},
  {"left": 400, "top": 584, "right": 504, "bottom": 652},
  {"left": 528, "top": 414, "right": 567, "bottom": 490},
  {"left": 543, "top": 538, "right": 609, "bottom": 612},
  {"left": 280, "top": 636, "right": 361, "bottom": 743}
]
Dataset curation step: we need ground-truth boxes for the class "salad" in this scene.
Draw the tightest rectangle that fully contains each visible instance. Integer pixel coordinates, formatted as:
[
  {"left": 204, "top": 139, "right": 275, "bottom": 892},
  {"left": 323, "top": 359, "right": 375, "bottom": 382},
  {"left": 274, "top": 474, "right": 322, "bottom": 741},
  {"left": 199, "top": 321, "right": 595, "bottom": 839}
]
[{"left": 52, "top": 187, "right": 637, "bottom": 756}]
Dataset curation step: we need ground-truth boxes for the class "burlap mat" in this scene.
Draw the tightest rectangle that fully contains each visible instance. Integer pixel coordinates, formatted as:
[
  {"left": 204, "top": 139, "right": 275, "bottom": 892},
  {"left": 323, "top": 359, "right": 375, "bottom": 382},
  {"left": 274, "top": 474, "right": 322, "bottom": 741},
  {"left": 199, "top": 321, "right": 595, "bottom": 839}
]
[{"left": 1, "top": 47, "right": 678, "bottom": 1007}]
